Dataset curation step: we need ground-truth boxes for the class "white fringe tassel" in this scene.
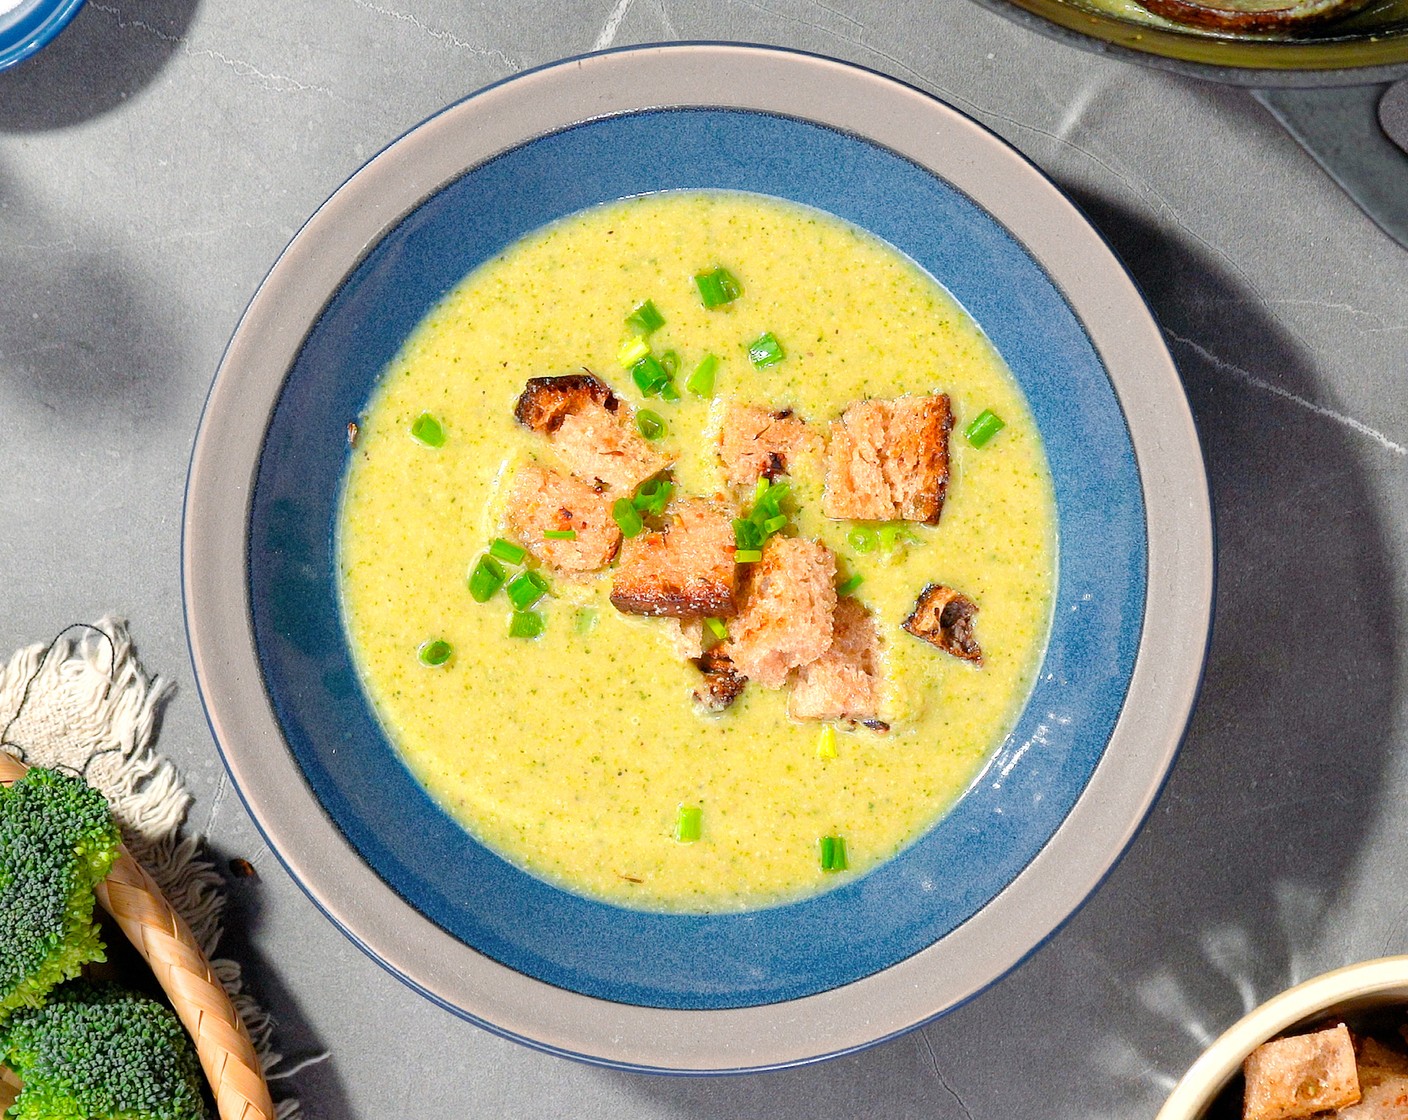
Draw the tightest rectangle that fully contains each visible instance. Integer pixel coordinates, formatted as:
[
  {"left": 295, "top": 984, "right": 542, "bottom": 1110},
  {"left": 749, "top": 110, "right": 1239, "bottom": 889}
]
[{"left": 0, "top": 619, "right": 316, "bottom": 1117}]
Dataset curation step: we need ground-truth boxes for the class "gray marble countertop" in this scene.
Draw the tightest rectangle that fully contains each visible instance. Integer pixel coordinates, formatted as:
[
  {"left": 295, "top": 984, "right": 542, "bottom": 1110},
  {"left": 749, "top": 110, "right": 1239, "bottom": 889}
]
[{"left": 3, "top": 2, "right": 1406, "bottom": 1117}]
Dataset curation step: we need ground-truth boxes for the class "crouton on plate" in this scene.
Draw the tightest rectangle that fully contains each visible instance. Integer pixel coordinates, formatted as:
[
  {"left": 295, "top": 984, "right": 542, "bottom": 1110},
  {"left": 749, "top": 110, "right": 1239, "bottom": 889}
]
[
  {"left": 822, "top": 392, "right": 953, "bottom": 523},
  {"left": 1243, "top": 1023, "right": 1361, "bottom": 1120},
  {"left": 789, "top": 597, "right": 884, "bottom": 723},
  {"left": 514, "top": 372, "right": 668, "bottom": 493},
  {"left": 725, "top": 536, "right": 837, "bottom": 689},
  {"left": 610, "top": 499, "right": 738, "bottom": 619},
  {"left": 902, "top": 583, "right": 982, "bottom": 664},
  {"left": 717, "top": 403, "right": 820, "bottom": 488},
  {"left": 505, "top": 464, "right": 621, "bottom": 573}
]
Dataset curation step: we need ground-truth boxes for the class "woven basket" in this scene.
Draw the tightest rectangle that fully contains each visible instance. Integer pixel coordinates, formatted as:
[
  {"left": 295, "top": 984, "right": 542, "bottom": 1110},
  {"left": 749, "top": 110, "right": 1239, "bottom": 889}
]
[{"left": 0, "top": 752, "right": 275, "bottom": 1120}]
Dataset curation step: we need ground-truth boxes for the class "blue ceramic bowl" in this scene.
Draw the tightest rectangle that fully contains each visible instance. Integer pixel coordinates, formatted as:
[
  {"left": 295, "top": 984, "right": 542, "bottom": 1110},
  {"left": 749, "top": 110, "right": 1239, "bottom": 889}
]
[
  {"left": 0, "top": 0, "right": 84, "bottom": 72},
  {"left": 185, "top": 44, "right": 1213, "bottom": 1072}
]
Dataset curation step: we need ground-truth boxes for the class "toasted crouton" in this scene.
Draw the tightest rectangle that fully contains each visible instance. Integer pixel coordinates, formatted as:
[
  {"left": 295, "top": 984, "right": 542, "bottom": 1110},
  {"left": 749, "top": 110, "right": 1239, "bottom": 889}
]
[
  {"left": 610, "top": 499, "right": 738, "bottom": 619},
  {"left": 659, "top": 618, "right": 706, "bottom": 661},
  {"left": 717, "top": 403, "right": 821, "bottom": 488},
  {"left": 514, "top": 373, "right": 668, "bottom": 493},
  {"left": 1243, "top": 1024, "right": 1361, "bottom": 1120},
  {"left": 822, "top": 392, "right": 953, "bottom": 523},
  {"left": 725, "top": 537, "right": 837, "bottom": 689},
  {"left": 504, "top": 465, "right": 621, "bottom": 573},
  {"left": 1341, "top": 1039, "right": 1408, "bottom": 1120},
  {"left": 789, "top": 597, "right": 884, "bottom": 723},
  {"left": 902, "top": 584, "right": 982, "bottom": 664},
  {"left": 692, "top": 647, "right": 747, "bottom": 712}
]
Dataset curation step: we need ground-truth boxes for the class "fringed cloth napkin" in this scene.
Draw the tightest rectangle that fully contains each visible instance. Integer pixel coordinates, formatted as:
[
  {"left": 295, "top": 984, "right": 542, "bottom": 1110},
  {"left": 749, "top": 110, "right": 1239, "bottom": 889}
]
[{"left": 0, "top": 619, "right": 315, "bottom": 1118}]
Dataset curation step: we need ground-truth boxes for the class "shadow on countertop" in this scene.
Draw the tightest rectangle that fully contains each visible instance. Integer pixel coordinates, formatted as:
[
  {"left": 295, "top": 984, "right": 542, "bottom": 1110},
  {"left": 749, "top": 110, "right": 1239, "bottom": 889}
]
[
  {"left": 0, "top": 0, "right": 200, "bottom": 131},
  {"left": 603, "top": 188, "right": 1403, "bottom": 1119}
]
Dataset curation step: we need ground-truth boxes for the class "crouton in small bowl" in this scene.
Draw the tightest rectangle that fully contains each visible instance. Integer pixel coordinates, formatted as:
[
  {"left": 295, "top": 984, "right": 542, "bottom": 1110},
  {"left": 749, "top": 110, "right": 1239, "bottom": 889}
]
[
  {"left": 1158, "top": 956, "right": 1408, "bottom": 1120},
  {"left": 184, "top": 43, "right": 1214, "bottom": 1072}
]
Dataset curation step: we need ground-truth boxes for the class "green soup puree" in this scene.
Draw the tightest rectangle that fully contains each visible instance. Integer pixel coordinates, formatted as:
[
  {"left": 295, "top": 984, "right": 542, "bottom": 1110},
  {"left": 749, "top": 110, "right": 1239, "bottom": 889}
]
[{"left": 337, "top": 190, "right": 1056, "bottom": 912}]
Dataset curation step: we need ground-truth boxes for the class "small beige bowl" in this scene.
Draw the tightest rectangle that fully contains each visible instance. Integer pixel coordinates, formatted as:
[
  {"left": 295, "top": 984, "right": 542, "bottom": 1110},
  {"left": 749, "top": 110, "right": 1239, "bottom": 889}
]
[{"left": 1157, "top": 955, "right": 1408, "bottom": 1120}]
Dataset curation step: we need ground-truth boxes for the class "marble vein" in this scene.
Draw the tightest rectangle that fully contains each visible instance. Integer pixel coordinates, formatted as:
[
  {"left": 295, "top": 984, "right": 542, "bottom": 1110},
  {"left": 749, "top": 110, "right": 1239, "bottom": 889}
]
[
  {"left": 347, "top": 0, "right": 519, "bottom": 70},
  {"left": 1165, "top": 329, "right": 1408, "bottom": 458}
]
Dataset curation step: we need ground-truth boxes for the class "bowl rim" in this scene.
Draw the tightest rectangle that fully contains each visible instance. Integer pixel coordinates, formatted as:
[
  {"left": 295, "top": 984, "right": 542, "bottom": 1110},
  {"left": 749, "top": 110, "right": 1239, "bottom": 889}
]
[
  {"left": 183, "top": 42, "right": 1214, "bottom": 1072},
  {"left": 0, "top": 0, "right": 87, "bottom": 73},
  {"left": 1155, "top": 955, "right": 1408, "bottom": 1119}
]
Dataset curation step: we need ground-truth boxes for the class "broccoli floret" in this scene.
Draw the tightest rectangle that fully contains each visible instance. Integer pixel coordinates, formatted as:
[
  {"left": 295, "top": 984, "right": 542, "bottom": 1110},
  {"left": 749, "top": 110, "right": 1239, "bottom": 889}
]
[
  {"left": 0, "top": 979, "right": 211, "bottom": 1120},
  {"left": 0, "top": 767, "right": 122, "bottom": 1021}
]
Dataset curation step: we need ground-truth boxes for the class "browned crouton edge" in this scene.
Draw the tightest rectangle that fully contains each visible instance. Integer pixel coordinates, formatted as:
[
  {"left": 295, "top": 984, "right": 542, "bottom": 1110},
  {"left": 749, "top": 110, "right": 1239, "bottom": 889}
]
[{"left": 514, "top": 372, "right": 619, "bottom": 434}]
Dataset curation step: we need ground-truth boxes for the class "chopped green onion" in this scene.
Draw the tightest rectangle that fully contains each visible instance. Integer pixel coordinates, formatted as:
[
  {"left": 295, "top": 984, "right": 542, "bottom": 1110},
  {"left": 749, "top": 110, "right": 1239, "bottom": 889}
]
[
  {"left": 410, "top": 412, "right": 445, "bottom": 447},
  {"left": 626, "top": 299, "right": 665, "bottom": 335},
  {"left": 878, "top": 525, "right": 913, "bottom": 552},
  {"left": 613, "top": 497, "right": 645, "bottom": 538},
  {"left": 506, "top": 570, "right": 549, "bottom": 611},
  {"left": 694, "top": 267, "right": 741, "bottom": 309},
  {"left": 734, "top": 549, "right": 763, "bottom": 563},
  {"left": 468, "top": 555, "right": 507, "bottom": 602},
  {"left": 574, "top": 608, "right": 598, "bottom": 635},
  {"left": 747, "top": 332, "right": 785, "bottom": 370},
  {"left": 965, "top": 408, "right": 1006, "bottom": 448},
  {"left": 659, "top": 380, "right": 681, "bottom": 403},
  {"left": 659, "top": 350, "right": 680, "bottom": 377},
  {"left": 687, "top": 354, "right": 718, "bottom": 397},
  {"left": 417, "top": 639, "right": 453, "bottom": 666},
  {"left": 837, "top": 573, "right": 864, "bottom": 597},
  {"left": 734, "top": 518, "right": 764, "bottom": 551},
  {"left": 636, "top": 409, "right": 667, "bottom": 440},
  {"left": 754, "top": 475, "right": 770, "bottom": 504},
  {"left": 819, "top": 835, "right": 848, "bottom": 872},
  {"left": 763, "top": 514, "right": 788, "bottom": 534},
  {"left": 618, "top": 335, "right": 651, "bottom": 367},
  {"left": 632, "top": 479, "right": 674, "bottom": 517},
  {"left": 508, "top": 610, "right": 544, "bottom": 639},
  {"left": 674, "top": 804, "right": 703, "bottom": 843},
  {"left": 847, "top": 526, "right": 878, "bottom": 553},
  {"left": 631, "top": 355, "right": 670, "bottom": 396},
  {"left": 704, "top": 617, "right": 728, "bottom": 641},
  {"left": 816, "top": 725, "right": 838, "bottom": 760},
  {"left": 489, "top": 537, "right": 527, "bottom": 565},
  {"left": 543, "top": 529, "right": 577, "bottom": 541}
]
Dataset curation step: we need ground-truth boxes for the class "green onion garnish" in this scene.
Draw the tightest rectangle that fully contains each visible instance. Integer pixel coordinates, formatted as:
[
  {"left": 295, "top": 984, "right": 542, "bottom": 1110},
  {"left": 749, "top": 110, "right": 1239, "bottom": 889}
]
[
  {"left": 704, "top": 618, "right": 728, "bottom": 641},
  {"left": 734, "top": 549, "right": 762, "bottom": 563},
  {"left": 816, "top": 726, "right": 837, "bottom": 760},
  {"left": 508, "top": 610, "right": 544, "bottom": 639},
  {"left": 632, "top": 479, "right": 674, "bottom": 517},
  {"left": 966, "top": 408, "right": 1006, "bottom": 448},
  {"left": 837, "top": 574, "right": 864, "bottom": 597},
  {"left": 636, "top": 410, "right": 666, "bottom": 440},
  {"left": 659, "top": 350, "right": 679, "bottom": 377},
  {"left": 489, "top": 538, "right": 527, "bottom": 565},
  {"left": 734, "top": 518, "right": 764, "bottom": 551},
  {"left": 626, "top": 299, "right": 665, "bottom": 336},
  {"left": 819, "top": 835, "right": 848, "bottom": 872},
  {"left": 747, "top": 332, "right": 784, "bottom": 370},
  {"left": 506, "top": 570, "right": 549, "bottom": 611},
  {"left": 468, "top": 555, "right": 507, "bottom": 603},
  {"left": 763, "top": 514, "right": 788, "bottom": 534},
  {"left": 847, "top": 526, "right": 877, "bottom": 553},
  {"left": 675, "top": 804, "right": 703, "bottom": 843},
  {"left": 613, "top": 497, "right": 645, "bottom": 538},
  {"left": 410, "top": 412, "right": 445, "bottom": 447},
  {"left": 417, "top": 639, "right": 453, "bottom": 666},
  {"left": 878, "top": 525, "right": 912, "bottom": 552},
  {"left": 631, "top": 355, "right": 670, "bottom": 396},
  {"left": 687, "top": 354, "right": 718, "bottom": 397},
  {"left": 694, "top": 267, "right": 741, "bottom": 309},
  {"left": 659, "top": 380, "right": 681, "bottom": 403},
  {"left": 574, "top": 608, "right": 598, "bottom": 635},
  {"left": 618, "top": 335, "right": 651, "bottom": 368},
  {"left": 543, "top": 529, "right": 577, "bottom": 541}
]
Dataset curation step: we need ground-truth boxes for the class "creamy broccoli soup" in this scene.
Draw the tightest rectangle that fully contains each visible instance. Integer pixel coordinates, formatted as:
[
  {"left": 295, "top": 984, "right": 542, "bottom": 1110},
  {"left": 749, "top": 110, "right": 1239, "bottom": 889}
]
[{"left": 337, "top": 190, "right": 1056, "bottom": 912}]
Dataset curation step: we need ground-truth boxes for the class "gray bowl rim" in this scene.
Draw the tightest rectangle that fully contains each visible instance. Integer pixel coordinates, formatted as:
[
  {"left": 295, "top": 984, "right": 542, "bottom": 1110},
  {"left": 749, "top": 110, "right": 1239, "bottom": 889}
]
[{"left": 182, "top": 42, "right": 1215, "bottom": 1073}]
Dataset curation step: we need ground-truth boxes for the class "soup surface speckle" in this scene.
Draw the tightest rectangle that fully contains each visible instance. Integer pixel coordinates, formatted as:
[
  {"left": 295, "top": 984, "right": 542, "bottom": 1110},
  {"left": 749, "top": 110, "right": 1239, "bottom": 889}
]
[{"left": 338, "top": 190, "right": 1056, "bottom": 912}]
